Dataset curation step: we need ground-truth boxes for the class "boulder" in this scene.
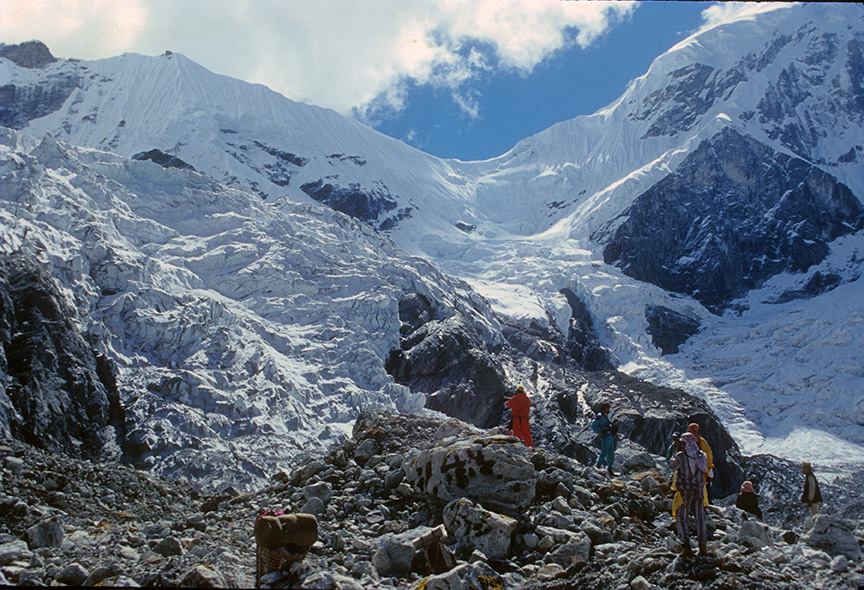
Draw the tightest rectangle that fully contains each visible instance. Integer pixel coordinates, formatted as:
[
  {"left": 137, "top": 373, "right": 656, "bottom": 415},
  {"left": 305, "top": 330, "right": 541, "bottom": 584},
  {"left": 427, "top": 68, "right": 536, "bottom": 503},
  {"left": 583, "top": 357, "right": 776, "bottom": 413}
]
[
  {"left": 412, "top": 561, "right": 503, "bottom": 590},
  {"left": 543, "top": 532, "right": 591, "bottom": 567},
  {"left": 153, "top": 536, "right": 184, "bottom": 557},
  {"left": 181, "top": 564, "right": 227, "bottom": 588},
  {"left": 0, "top": 540, "right": 31, "bottom": 565},
  {"left": 354, "top": 439, "right": 379, "bottom": 465},
  {"left": 802, "top": 515, "right": 862, "bottom": 561},
  {"left": 372, "top": 525, "right": 445, "bottom": 576},
  {"left": 4, "top": 456, "right": 24, "bottom": 474},
  {"left": 301, "top": 496, "right": 325, "bottom": 515},
  {"left": 623, "top": 452, "right": 656, "bottom": 473},
  {"left": 55, "top": 562, "right": 89, "bottom": 586},
  {"left": 303, "top": 482, "right": 333, "bottom": 504},
  {"left": 300, "top": 571, "right": 364, "bottom": 589},
  {"left": 443, "top": 497, "right": 517, "bottom": 559},
  {"left": 25, "top": 516, "right": 64, "bottom": 548},
  {"left": 738, "top": 519, "right": 774, "bottom": 548},
  {"left": 403, "top": 435, "right": 536, "bottom": 512}
]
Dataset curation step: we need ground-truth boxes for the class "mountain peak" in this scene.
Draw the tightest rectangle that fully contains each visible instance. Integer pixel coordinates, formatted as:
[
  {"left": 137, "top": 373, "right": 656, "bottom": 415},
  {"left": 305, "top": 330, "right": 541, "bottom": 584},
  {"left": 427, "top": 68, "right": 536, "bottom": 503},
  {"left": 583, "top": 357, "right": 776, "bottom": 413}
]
[{"left": 0, "top": 40, "right": 55, "bottom": 68}]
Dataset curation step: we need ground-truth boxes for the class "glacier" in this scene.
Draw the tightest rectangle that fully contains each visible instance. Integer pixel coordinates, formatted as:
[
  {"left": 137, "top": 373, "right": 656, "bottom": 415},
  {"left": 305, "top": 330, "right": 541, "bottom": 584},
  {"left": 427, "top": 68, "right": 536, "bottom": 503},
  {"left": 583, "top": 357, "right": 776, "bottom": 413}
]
[{"left": 1, "top": 3, "right": 863, "bottom": 483}]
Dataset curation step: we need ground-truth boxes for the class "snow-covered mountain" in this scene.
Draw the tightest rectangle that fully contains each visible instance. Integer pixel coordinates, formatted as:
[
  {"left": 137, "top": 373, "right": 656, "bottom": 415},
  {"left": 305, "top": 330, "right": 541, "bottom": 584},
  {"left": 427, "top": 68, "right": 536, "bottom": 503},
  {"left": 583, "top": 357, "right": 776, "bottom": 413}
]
[
  {"left": 0, "top": 130, "right": 507, "bottom": 488},
  {"left": 1, "top": 3, "right": 863, "bottom": 479}
]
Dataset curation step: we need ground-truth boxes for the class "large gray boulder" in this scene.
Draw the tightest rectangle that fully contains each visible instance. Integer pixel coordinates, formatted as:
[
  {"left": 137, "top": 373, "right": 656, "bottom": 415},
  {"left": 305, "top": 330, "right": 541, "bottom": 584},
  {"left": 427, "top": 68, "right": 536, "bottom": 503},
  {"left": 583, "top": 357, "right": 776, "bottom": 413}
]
[
  {"left": 372, "top": 525, "right": 444, "bottom": 576},
  {"left": 802, "top": 515, "right": 862, "bottom": 561},
  {"left": 0, "top": 539, "right": 31, "bottom": 565},
  {"left": 25, "top": 516, "right": 64, "bottom": 548},
  {"left": 412, "top": 561, "right": 503, "bottom": 590},
  {"left": 443, "top": 497, "right": 516, "bottom": 559},
  {"left": 403, "top": 435, "right": 536, "bottom": 512},
  {"left": 738, "top": 519, "right": 774, "bottom": 548},
  {"left": 543, "top": 532, "right": 592, "bottom": 567}
]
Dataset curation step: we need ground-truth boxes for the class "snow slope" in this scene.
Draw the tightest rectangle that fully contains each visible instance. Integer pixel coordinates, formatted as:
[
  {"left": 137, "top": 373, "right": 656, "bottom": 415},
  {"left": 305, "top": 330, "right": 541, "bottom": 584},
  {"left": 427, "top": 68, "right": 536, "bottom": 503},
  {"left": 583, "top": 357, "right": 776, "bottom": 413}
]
[
  {"left": 0, "top": 130, "right": 502, "bottom": 489},
  {"left": 1, "top": 3, "right": 862, "bottom": 475}
]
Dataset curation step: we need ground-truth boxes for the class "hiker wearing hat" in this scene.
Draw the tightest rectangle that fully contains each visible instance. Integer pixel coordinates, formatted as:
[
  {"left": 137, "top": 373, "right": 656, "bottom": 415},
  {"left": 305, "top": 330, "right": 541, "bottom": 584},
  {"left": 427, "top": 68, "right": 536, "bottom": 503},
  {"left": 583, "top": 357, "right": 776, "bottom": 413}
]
[
  {"left": 801, "top": 463, "right": 822, "bottom": 516},
  {"left": 504, "top": 385, "right": 533, "bottom": 447},
  {"left": 591, "top": 402, "right": 618, "bottom": 475},
  {"left": 688, "top": 423, "right": 714, "bottom": 504},
  {"left": 669, "top": 432, "right": 710, "bottom": 555},
  {"left": 735, "top": 480, "right": 763, "bottom": 520}
]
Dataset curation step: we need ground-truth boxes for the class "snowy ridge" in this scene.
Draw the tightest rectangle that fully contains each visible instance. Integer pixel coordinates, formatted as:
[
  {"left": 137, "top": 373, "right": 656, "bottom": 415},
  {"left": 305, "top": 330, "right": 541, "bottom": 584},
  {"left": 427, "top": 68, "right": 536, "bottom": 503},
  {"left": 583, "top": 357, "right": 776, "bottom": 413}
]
[{"left": 1, "top": 4, "right": 863, "bottom": 477}]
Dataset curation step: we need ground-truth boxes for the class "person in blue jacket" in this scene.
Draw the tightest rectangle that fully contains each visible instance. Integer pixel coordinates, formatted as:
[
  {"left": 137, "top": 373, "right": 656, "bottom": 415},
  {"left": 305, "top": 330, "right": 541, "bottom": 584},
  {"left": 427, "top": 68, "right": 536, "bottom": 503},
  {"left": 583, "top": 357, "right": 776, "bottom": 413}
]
[{"left": 591, "top": 402, "right": 617, "bottom": 475}]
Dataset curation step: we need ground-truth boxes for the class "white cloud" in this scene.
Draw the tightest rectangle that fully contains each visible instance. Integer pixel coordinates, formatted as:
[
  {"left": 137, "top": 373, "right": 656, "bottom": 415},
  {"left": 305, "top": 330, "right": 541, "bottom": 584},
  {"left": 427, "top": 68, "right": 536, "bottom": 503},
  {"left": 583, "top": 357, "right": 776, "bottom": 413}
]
[
  {"left": 0, "top": 0, "right": 636, "bottom": 117},
  {"left": 0, "top": 0, "right": 149, "bottom": 57},
  {"left": 699, "top": 2, "right": 797, "bottom": 32}
]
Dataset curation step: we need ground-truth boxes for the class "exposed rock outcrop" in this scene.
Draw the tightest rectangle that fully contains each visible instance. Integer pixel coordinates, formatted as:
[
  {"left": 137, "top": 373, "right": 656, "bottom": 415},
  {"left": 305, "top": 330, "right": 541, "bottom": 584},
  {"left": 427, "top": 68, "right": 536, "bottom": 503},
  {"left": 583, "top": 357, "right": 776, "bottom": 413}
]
[
  {"left": 0, "top": 41, "right": 56, "bottom": 69},
  {"left": 0, "top": 254, "right": 124, "bottom": 459},
  {"left": 645, "top": 305, "right": 701, "bottom": 355},
  {"left": 559, "top": 288, "right": 614, "bottom": 371},
  {"left": 599, "top": 127, "right": 864, "bottom": 311},
  {"left": 1, "top": 413, "right": 861, "bottom": 589},
  {"left": 131, "top": 149, "right": 195, "bottom": 171}
]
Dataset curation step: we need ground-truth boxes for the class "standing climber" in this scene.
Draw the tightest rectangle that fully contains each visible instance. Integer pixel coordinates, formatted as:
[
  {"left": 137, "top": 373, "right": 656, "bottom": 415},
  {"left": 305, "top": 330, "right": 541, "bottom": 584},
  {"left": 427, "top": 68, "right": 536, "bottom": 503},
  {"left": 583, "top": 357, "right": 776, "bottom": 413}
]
[
  {"left": 735, "top": 480, "right": 763, "bottom": 520},
  {"left": 688, "top": 423, "right": 714, "bottom": 504},
  {"left": 591, "top": 402, "right": 617, "bottom": 475},
  {"left": 801, "top": 462, "right": 822, "bottom": 516},
  {"left": 504, "top": 385, "right": 533, "bottom": 447},
  {"left": 670, "top": 432, "right": 709, "bottom": 555},
  {"left": 666, "top": 432, "right": 684, "bottom": 518}
]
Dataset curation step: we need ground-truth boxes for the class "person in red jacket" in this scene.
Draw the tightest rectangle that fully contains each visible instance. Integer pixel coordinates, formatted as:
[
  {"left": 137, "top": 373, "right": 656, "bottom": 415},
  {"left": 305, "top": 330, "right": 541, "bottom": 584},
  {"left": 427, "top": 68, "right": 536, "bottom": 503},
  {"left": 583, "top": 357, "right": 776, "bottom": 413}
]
[{"left": 505, "top": 385, "right": 533, "bottom": 447}]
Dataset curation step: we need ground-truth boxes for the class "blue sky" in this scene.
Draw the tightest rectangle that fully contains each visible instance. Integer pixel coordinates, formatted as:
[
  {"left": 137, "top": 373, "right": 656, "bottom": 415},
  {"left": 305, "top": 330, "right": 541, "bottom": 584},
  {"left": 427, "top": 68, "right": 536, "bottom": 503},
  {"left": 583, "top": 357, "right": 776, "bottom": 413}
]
[
  {"left": 2, "top": 0, "right": 723, "bottom": 163},
  {"left": 370, "top": 2, "right": 707, "bottom": 161}
]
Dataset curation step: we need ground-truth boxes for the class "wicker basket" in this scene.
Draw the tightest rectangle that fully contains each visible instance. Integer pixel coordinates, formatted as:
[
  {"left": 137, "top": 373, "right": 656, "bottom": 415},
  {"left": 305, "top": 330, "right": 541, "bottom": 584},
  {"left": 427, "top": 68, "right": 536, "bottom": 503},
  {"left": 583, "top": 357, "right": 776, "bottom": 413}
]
[{"left": 255, "top": 544, "right": 306, "bottom": 586}]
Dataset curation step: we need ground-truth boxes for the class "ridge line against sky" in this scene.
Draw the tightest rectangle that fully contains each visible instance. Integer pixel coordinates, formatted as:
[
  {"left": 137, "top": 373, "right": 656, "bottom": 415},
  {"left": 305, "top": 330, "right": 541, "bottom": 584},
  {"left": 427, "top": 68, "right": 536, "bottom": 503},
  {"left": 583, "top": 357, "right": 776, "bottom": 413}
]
[{"left": 1, "top": 1, "right": 795, "bottom": 159}]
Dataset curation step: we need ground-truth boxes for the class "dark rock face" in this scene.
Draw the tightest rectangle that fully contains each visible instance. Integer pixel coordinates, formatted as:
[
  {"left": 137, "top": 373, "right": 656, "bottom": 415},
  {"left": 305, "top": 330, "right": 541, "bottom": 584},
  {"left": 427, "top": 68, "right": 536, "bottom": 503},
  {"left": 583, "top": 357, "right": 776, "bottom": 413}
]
[
  {"left": 770, "top": 271, "right": 844, "bottom": 304},
  {"left": 386, "top": 311, "right": 508, "bottom": 429},
  {"left": 131, "top": 149, "right": 195, "bottom": 171},
  {"left": 300, "top": 179, "right": 399, "bottom": 224},
  {"left": 0, "top": 255, "right": 124, "bottom": 458},
  {"left": 599, "top": 127, "right": 864, "bottom": 311},
  {"left": 645, "top": 305, "right": 700, "bottom": 355},
  {"left": 756, "top": 32, "right": 863, "bottom": 157},
  {"left": 558, "top": 289, "right": 613, "bottom": 371},
  {"left": 631, "top": 63, "right": 745, "bottom": 138},
  {"left": 553, "top": 370, "right": 743, "bottom": 499},
  {"left": 0, "top": 41, "right": 56, "bottom": 68},
  {"left": 0, "top": 74, "right": 79, "bottom": 129}
]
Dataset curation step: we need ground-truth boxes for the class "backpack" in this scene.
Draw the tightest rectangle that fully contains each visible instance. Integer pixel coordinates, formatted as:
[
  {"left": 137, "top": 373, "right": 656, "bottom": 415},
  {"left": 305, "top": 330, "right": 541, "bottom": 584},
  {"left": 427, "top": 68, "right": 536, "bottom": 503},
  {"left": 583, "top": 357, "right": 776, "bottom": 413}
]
[{"left": 610, "top": 420, "right": 619, "bottom": 437}]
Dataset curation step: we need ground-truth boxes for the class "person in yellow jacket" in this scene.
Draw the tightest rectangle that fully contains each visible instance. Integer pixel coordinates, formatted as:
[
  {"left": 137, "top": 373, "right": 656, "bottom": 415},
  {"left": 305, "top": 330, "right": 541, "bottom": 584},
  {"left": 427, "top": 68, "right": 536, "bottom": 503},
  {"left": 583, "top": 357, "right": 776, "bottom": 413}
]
[{"left": 688, "top": 423, "right": 713, "bottom": 505}]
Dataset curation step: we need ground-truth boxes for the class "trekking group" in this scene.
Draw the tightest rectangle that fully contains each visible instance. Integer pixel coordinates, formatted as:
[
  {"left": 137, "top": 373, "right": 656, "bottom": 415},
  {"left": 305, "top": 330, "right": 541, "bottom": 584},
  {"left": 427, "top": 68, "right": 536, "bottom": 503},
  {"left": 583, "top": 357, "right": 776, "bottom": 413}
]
[{"left": 504, "top": 385, "right": 825, "bottom": 557}]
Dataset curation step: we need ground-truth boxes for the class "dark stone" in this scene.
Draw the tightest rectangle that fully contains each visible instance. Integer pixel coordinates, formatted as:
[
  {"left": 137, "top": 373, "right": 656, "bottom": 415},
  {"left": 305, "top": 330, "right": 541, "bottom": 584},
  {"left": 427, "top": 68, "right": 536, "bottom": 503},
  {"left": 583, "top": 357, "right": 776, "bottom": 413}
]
[
  {"left": 0, "top": 41, "right": 56, "bottom": 68},
  {"left": 300, "top": 179, "right": 398, "bottom": 223},
  {"left": 771, "top": 271, "right": 843, "bottom": 304},
  {"left": 0, "top": 73, "right": 79, "bottom": 129},
  {"left": 598, "top": 128, "right": 864, "bottom": 311},
  {"left": 251, "top": 140, "right": 307, "bottom": 167},
  {"left": 131, "top": 149, "right": 195, "bottom": 171},
  {"left": 455, "top": 222, "right": 477, "bottom": 233},
  {"left": 630, "top": 63, "right": 745, "bottom": 137},
  {"left": 0, "top": 254, "right": 125, "bottom": 458},
  {"left": 387, "top": 316, "right": 507, "bottom": 429},
  {"left": 555, "top": 371, "right": 743, "bottom": 499},
  {"left": 397, "top": 293, "right": 434, "bottom": 337},
  {"left": 645, "top": 305, "right": 701, "bottom": 355},
  {"left": 559, "top": 289, "right": 613, "bottom": 371}
]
